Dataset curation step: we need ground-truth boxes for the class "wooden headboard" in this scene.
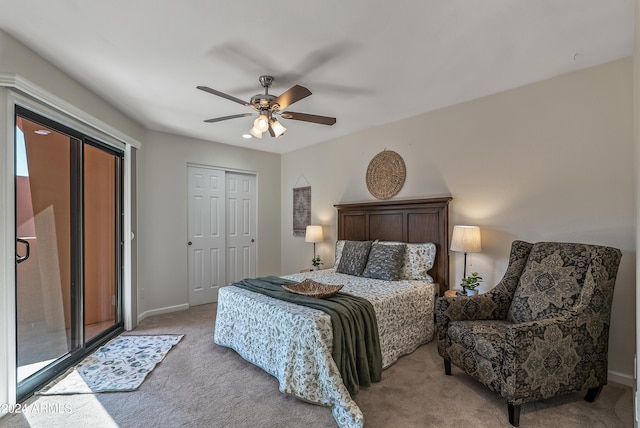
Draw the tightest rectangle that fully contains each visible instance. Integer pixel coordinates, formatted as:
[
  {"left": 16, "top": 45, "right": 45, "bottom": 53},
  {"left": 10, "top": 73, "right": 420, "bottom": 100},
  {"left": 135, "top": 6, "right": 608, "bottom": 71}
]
[{"left": 334, "top": 197, "right": 452, "bottom": 296}]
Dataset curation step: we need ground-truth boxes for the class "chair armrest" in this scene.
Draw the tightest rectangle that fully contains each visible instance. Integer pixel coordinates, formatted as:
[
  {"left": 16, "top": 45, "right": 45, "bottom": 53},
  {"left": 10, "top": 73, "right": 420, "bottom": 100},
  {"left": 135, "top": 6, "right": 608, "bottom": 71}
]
[
  {"left": 437, "top": 240, "right": 532, "bottom": 360},
  {"left": 436, "top": 239, "right": 533, "bottom": 324},
  {"left": 435, "top": 291, "right": 511, "bottom": 324},
  {"left": 435, "top": 294, "right": 510, "bottom": 358}
]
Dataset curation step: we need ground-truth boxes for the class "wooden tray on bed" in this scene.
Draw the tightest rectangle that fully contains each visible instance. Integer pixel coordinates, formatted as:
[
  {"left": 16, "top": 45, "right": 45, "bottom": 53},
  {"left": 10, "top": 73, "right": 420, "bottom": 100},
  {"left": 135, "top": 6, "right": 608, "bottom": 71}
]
[{"left": 282, "top": 279, "right": 343, "bottom": 299}]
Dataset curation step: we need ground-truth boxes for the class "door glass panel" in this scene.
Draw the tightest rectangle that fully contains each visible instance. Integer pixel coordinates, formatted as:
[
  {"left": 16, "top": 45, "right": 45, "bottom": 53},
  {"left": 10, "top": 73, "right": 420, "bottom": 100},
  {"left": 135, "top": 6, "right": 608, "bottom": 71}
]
[
  {"left": 16, "top": 117, "right": 73, "bottom": 382},
  {"left": 84, "top": 144, "right": 118, "bottom": 341}
]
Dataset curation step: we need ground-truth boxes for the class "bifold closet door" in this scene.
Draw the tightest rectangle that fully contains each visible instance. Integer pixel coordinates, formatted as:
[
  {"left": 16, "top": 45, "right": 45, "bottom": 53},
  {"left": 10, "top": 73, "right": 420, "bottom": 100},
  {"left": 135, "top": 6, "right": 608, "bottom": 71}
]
[
  {"left": 225, "top": 172, "right": 256, "bottom": 285},
  {"left": 187, "top": 166, "right": 226, "bottom": 305},
  {"left": 187, "top": 167, "right": 256, "bottom": 306}
]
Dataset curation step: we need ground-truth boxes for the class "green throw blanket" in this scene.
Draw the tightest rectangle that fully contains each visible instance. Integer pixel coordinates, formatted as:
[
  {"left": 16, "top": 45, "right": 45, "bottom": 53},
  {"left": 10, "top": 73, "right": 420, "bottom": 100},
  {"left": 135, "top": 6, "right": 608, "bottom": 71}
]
[{"left": 232, "top": 276, "right": 382, "bottom": 396}]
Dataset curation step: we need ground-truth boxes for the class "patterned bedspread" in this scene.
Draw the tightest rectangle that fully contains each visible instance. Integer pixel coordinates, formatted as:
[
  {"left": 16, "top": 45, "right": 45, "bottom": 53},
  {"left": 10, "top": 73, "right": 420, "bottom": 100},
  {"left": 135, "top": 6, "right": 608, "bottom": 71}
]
[{"left": 214, "top": 268, "right": 435, "bottom": 428}]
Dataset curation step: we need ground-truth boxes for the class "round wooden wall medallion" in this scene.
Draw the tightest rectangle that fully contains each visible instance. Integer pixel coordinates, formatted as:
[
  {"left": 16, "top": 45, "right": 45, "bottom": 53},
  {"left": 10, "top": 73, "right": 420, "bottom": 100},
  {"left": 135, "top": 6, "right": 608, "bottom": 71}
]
[{"left": 366, "top": 150, "right": 406, "bottom": 200}]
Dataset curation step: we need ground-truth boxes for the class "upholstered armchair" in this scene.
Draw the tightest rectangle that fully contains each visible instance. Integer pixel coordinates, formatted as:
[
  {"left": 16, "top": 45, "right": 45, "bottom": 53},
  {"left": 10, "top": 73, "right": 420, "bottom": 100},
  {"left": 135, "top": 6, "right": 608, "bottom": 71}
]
[{"left": 436, "top": 240, "right": 622, "bottom": 427}]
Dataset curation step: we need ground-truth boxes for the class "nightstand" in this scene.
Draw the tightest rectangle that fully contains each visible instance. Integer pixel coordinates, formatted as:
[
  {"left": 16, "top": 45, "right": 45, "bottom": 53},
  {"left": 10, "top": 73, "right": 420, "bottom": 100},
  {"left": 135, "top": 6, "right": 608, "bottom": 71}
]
[{"left": 444, "top": 289, "right": 461, "bottom": 298}]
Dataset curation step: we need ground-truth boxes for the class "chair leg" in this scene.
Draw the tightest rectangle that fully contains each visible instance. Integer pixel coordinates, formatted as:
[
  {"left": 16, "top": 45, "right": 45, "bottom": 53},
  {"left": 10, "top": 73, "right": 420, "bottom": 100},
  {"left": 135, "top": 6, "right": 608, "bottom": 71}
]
[
  {"left": 584, "top": 385, "right": 603, "bottom": 402},
  {"left": 508, "top": 403, "right": 520, "bottom": 427},
  {"left": 444, "top": 358, "right": 451, "bottom": 375}
]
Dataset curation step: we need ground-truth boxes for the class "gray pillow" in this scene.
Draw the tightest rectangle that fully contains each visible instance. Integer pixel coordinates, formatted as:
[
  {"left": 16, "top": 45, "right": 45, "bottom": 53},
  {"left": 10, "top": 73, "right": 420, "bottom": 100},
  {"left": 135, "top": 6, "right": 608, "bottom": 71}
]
[
  {"left": 362, "top": 243, "right": 406, "bottom": 281},
  {"left": 336, "top": 240, "right": 373, "bottom": 276}
]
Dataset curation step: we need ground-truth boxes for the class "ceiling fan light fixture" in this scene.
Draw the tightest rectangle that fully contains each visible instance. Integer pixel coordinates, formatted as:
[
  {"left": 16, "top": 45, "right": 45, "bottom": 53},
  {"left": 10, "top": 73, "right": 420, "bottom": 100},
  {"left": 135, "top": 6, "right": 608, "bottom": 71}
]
[
  {"left": 254, "top": 115, "right": 269, "bottom": 133},
  {"left": 249, "top": 126, "right": 262, "bottom": 139},
  {"left": 270, "top": 119, "right": 286, "bottom": 138}
]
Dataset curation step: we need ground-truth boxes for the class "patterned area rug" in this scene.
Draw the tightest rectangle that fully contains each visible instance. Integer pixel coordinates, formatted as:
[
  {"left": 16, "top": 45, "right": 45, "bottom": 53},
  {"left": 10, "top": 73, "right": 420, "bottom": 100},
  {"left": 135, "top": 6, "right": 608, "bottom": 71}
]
[{"left": 37, "top": 334, "right": 183, "bottom": 395}]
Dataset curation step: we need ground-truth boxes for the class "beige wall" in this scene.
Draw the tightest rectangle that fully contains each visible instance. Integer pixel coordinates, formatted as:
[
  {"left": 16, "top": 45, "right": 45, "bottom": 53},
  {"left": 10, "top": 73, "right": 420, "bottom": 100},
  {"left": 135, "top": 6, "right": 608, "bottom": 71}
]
[
  {"left": 0, "top": 30, "right": 144, "bottom": 143},
  {"left": 281, "top": 58, "right": 635, "bottom": 379},
  {"left": 137, "top": 130, "right": 282, "bottom": 315}
]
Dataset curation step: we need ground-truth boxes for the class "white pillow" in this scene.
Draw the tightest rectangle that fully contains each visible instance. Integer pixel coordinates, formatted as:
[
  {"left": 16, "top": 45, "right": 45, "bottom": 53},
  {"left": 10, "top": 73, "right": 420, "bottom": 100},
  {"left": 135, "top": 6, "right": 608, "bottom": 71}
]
[{"left": 333, "top": 240, "right": 346, "bottom": 268}]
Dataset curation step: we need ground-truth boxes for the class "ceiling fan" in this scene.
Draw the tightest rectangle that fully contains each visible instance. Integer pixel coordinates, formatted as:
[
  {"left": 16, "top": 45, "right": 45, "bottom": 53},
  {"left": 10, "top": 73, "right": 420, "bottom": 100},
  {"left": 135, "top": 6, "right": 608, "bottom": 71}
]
[{"left": 197, "top": 75, "right": 336, "bottom": 138}]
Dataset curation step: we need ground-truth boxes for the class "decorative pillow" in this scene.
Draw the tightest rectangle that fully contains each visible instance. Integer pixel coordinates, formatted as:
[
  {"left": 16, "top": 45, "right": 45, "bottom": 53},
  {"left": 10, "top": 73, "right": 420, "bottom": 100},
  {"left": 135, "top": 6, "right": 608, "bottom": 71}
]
[
  {"left": 333, "top": 240, "right": 346, "bottom": 268},
  {"left": 362, "top": 243, "right": 406, "bottom": 281},
  {"left": 377, "top": 241, "right": 436, "bottom": 281},
  {"left": 406, "top": 242, "right": 437, "bottom": 280},
  {"left": 336, "top": 240, "right": 373, "bottom": 276}
]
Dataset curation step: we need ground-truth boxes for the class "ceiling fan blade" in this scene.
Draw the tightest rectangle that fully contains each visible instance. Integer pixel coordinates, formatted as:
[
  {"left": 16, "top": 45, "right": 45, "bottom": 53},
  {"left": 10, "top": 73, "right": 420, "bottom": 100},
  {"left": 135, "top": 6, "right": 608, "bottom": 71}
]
[
  {"left": 197, "top": 86, "right": 249, "bottom": 107},
  {"left": 273, "top": 85, "right": 312, "bottom": 110},
  {"left": 280, "top": 112, "right": 336, "bottom": 126},
  {"left": 204, "top": 113, "right": 254, "bottom": 123}
]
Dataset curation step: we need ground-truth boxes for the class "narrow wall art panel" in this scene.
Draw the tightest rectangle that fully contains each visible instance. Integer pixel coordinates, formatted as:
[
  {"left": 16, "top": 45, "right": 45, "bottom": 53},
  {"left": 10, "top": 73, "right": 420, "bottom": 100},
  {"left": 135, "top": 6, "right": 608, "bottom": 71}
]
[{"left": 293, "top": 186, "right": 311, "bottom": 237}]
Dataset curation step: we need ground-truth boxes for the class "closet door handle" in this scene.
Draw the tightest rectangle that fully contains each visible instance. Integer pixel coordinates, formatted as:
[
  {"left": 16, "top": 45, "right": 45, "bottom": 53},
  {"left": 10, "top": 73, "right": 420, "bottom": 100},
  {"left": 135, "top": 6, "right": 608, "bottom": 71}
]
[{"left": 16, "top": 238, "right": 30, "bottom": 264}]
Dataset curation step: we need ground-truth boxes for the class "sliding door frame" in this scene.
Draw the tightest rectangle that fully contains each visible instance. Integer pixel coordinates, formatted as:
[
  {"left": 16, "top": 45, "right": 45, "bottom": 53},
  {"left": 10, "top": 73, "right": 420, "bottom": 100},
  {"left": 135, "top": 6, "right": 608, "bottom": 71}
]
[
  {"left": 14, "top": 105, "right": 125, "bottom": 401},
  {"left": 0, "top": 77, "right": 140, "bottom": 410}
]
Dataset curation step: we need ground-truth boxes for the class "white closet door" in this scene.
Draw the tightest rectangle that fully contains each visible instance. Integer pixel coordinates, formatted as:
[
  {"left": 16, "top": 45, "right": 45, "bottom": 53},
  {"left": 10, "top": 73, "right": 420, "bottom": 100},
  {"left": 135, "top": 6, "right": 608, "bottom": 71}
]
[
  {"left": 187, "top": 166, "right": 225, "bottom": 305},
  {"left": 226, "top": 172, "right": 256, "bottom": 285}
]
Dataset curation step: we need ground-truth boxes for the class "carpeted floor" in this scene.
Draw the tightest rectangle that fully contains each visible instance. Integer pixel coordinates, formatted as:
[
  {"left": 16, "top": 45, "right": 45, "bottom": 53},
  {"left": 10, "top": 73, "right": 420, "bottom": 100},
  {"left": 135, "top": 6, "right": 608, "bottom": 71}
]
[{"left": 2, "top": 303, "right": 632, "bottom": 427}]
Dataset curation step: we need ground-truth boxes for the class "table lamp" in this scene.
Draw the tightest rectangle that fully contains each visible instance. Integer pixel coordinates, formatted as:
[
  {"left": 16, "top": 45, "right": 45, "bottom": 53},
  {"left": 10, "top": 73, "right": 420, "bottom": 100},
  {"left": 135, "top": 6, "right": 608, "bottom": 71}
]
[
  {"left": 450, "top": 225, "right": 482, "bottom": 280},
  {"left": 305, "top": 225, "right": 323, "bottom": 259}
]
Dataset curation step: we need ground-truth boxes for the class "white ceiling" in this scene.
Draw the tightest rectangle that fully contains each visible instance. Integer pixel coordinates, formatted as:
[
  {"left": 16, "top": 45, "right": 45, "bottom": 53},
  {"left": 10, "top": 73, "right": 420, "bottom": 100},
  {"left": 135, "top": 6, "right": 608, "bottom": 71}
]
[{"left": 0, "top": 0, "right": 634, "bottom": 154}]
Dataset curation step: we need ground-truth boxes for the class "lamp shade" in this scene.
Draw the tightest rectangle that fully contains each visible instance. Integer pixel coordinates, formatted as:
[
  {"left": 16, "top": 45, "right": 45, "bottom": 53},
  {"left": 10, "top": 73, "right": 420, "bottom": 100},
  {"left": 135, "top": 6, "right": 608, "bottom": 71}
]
[
  {"left": 270, "top": 119, "right": 287, "bottom": 138},
  {"left": 450, "top": 225, "right": 481, "bottom": 253},
  {"left": 254, "top": 115, "right": 269, "bottom": 133},
  {"left": 249, "top": 126, "right": 262, "bottom": 138},
  {"left": 305, "top": 225, "right": 323, "bottom": 243}
]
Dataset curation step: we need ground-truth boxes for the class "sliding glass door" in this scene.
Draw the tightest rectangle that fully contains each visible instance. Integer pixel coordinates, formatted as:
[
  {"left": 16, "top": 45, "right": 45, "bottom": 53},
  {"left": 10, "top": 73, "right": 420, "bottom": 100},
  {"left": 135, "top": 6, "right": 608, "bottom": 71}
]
[
  {"left": 84, "top": 144, "right": 120, "bottom": 341},
  {"left": 15, "top": 112, "right": 75, "bottom": 384},
  {"left": 15, "top": 106, "right": 123, "bottom": 400}
]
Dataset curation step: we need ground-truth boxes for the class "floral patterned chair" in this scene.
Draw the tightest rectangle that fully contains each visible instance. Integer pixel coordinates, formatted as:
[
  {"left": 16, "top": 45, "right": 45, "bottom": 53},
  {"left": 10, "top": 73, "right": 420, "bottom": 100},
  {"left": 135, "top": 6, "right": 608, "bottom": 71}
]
[{"left": 435, "top": 240, "right": 622, "bottom": 426}]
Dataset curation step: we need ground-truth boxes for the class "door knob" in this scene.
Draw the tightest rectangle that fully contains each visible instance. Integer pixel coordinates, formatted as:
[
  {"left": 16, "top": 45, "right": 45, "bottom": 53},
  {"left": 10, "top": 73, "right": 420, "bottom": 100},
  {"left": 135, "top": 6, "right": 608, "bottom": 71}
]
[
  {"left": 251, "top": 239, "right": 255, "bottom": 243},
  {"left": 188, "top": 241, "right": 192, "bottom": 246}
]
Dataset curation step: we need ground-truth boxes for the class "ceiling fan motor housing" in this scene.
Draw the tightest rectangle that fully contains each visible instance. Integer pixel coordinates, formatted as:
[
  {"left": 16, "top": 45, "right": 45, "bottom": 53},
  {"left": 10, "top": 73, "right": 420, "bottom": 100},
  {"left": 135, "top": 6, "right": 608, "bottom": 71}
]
[
  {"left": 250, "top": 93, "right": 277, "bottom": 110},
  {"left": 251, "top": 75, "right": 278, "bottom": 110}
]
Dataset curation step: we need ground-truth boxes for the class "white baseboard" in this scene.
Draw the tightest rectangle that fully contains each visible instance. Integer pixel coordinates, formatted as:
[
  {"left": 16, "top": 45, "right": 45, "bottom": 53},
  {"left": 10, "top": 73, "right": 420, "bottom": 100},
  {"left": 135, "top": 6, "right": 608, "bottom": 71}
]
[
  {"left": 137, "top": 303, "right": 189, "bottom": 324},
  {"left": 608, "top": 369, "right": 634, "bottom": 388}
]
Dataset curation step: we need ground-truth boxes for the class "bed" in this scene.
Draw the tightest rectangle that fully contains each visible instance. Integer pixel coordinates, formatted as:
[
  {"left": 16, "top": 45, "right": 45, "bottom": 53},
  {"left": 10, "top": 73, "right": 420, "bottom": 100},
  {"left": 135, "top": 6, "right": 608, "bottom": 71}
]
[{"left": 214, "top": 197, "right": 451, "bottom": 428}]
